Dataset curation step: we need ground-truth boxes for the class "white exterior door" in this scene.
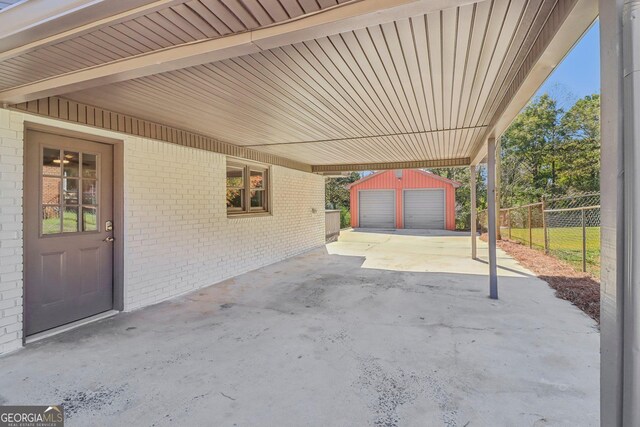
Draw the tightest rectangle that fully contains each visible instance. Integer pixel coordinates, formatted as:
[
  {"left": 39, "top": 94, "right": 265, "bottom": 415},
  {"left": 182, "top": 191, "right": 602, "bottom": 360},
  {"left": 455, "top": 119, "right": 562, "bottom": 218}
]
[
  {"left": 403, "top": 189, "right": 445, "bottom": 229},
  {"left": 358, "top": 190, "right": 395, "bottom": 228}
]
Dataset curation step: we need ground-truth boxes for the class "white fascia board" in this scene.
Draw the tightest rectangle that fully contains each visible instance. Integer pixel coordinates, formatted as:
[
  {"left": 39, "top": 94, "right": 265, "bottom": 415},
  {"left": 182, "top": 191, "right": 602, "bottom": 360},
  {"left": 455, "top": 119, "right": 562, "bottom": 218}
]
[
  {"left": 0, "top": 0, "right": 104, "bottom": 40},
  {"left": 0, "top": 0, "right": 188, "bottom": 58}
]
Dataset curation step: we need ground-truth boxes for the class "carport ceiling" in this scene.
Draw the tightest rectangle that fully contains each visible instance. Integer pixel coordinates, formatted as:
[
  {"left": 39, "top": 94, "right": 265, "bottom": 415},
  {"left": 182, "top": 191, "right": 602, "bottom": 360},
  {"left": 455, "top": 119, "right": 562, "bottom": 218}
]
[
  {"left": 0, "top": 1, "right": 19, "bottom": 11},
  {"left": 0, "top": 0, "right": 350, "bottom": 89},
  {"left": 0, "top": 0, "right": 597, "bottom": 168}
]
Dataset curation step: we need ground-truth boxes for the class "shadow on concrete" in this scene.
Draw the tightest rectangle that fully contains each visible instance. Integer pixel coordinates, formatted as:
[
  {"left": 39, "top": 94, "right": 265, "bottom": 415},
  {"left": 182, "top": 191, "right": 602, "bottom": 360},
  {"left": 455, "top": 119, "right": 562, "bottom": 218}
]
[
  {"left": 474, "top": 258, "right": 536, "bottom": 278},
  {"left": 0, "top": 246, "right": 599, "bottom": 427}
]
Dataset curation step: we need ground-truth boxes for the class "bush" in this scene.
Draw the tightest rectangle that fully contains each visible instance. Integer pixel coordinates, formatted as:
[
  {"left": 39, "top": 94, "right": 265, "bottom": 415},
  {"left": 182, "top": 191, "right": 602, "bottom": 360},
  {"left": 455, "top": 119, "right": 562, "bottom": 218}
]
[{"left": 340, "top": 207, "right": 351, "bottom": 229}]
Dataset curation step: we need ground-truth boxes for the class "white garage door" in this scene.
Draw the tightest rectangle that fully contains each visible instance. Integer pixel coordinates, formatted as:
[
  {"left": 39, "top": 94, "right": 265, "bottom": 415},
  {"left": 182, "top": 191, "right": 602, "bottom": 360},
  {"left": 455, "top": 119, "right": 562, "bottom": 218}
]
[
  {"left": 404, "top": 189, "right": 445, "bottom": 229},
  {"left": 359, "top": 190, "right": 395, "bottom": 228}
]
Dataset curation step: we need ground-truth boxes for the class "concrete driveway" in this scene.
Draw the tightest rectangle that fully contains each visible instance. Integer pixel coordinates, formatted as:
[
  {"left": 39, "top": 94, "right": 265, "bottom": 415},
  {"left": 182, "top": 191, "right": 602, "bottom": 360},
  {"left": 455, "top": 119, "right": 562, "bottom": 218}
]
[{"left": 0, "top": 230, "right": 599, "bottom": 426}]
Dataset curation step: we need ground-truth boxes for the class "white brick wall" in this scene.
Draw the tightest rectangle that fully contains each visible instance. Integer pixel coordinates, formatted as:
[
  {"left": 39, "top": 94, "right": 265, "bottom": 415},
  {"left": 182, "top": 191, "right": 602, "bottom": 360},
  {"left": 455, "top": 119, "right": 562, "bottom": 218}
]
[
  {"left": 0, "top": 109, "right": 325, "bottom": 354},
  {"left": 0, "top": 109, "right": 24, "bottom": 354},
  {"left": 122, "top": 137, "right": 325, "bottom": 310}
]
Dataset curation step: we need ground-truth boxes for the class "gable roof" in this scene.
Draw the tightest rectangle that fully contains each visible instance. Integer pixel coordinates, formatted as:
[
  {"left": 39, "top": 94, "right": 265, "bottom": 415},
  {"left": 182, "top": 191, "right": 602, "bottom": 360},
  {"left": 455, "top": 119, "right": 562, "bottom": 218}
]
[{"left": 347, "top": 169, "right": 462, "bottom": 189}]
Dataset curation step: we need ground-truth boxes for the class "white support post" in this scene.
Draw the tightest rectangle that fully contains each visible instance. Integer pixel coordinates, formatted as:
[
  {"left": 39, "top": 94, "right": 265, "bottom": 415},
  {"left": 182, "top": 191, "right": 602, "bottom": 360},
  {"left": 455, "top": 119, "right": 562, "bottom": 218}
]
[
  {"left": 622, "top": 0, "right": 640, "bottom": 424},
  {"left": 599, "top": 1, "right": 640, "bottom": 425},
  {"left": 495, "top": 138, "right": 502, "bottom": 240},
  {"left": 487, "top": 137, "right": 498, "bottom": 299},
  {"left": 470, "top": 165, "right": 477, "bottom": 259}
]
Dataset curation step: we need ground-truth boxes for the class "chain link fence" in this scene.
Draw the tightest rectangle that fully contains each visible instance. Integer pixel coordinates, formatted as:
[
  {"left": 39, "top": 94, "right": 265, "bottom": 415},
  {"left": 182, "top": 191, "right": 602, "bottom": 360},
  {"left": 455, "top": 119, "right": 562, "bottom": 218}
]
[
  {"left": 479, "top": 193, "right": 601, "bottom": 277},
  {"left": 544, "top": 193, "right": 600, "bottom": 276},
  {"left": 499, "top": 203, "right": 545, "bottom": 250}
]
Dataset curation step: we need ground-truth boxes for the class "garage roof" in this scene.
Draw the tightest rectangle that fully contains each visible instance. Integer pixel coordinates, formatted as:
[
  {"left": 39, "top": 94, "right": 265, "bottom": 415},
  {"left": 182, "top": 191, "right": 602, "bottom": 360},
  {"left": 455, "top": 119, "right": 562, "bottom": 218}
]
[
  {"left": 0, "top": 0, "right": 597, "bottom": 170},
  {"left": 347, "top": 169, "right": 462, "bottom": 189}
]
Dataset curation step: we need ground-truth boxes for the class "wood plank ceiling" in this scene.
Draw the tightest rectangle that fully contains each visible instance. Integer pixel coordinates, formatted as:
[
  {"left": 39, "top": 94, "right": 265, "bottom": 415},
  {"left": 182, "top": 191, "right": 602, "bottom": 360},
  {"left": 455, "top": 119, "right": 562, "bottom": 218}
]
[
  {"left": 0, "top": 0, "right": 348, "bottom": 90},
  {"left": 2, "top": 0, "right": 588, "bottom": 168},
  {"left": 62, "top": 0, "right": 558, "bottom": 166}
]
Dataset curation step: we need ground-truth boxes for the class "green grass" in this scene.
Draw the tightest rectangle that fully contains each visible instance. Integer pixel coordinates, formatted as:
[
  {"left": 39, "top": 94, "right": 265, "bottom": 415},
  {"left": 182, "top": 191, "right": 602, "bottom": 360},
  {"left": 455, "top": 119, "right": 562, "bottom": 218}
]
[
  {"left": 506, "top": 226, "right": 600, "bottom": 250},
  {"left": 505, "top": 226, "right": 601, "bottom": 276},
  {"left": 43, "top": 210, "right": 97, "bottom": 233}
]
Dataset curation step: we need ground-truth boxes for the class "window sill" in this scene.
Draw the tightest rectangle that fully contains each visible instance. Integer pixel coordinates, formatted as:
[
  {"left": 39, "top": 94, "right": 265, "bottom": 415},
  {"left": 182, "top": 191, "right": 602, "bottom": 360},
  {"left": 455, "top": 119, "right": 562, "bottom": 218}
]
[{"left": 227, "top": 212, "right": 272, "bottom": 219}]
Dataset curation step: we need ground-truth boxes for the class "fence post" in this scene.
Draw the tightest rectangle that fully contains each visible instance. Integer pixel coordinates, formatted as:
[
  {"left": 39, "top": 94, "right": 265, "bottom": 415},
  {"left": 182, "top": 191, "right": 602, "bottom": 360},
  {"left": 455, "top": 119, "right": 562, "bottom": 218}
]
[
  {"left": 508, "top": 208, "right": 512, "bottom": 240},
  {"left": 542, "top": 195, "right": 549, "bottom": 254},
  {"left": 528, "top": 205, "right": 532, "bottom": 248},
  {"left": 581, "top": 208, "right": 587, "bottom": 273}
]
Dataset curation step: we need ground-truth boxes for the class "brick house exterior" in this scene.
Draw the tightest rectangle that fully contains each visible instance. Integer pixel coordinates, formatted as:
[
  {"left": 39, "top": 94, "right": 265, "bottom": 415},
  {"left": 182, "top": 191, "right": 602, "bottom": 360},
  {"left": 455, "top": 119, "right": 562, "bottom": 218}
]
[{"left": 0, "top": 108, "right": 326, "bottom": 354}]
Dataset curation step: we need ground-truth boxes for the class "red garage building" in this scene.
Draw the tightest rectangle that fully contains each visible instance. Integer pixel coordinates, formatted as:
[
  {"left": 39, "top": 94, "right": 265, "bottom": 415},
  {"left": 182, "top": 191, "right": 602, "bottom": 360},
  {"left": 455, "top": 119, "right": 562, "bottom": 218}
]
[{"left": 348, "top": 169, "right": 460, "bottom": 230}]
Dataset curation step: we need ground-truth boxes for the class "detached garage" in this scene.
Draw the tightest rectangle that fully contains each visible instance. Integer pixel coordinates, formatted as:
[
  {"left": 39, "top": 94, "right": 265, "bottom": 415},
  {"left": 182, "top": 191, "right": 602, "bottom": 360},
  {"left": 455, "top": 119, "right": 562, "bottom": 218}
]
[{"left": 348, "top": 170, "right": 460, "bottom": 230}]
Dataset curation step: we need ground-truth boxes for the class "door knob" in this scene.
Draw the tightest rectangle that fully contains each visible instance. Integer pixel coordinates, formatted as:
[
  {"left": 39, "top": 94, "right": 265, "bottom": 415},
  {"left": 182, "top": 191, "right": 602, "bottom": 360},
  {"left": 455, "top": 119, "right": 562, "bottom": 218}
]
[{"left": 103, "top": 237, "right": 115, "bottom": 242}]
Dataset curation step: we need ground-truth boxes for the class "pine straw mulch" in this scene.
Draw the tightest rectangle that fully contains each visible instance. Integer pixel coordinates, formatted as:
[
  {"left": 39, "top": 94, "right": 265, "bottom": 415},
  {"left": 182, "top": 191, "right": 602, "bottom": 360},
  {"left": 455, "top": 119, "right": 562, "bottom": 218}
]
[{"left": 480, "top": 233, "right": 600, "bottom": 323}]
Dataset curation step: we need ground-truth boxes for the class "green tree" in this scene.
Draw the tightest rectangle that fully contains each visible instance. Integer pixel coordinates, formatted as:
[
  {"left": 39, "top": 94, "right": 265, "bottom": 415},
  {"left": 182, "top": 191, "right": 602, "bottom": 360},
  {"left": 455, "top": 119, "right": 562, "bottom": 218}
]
[
  {"left": 499, "top": 93, "right": 600, "bottom": 206},
  {"left": 325, "top": 172, "right": 361, "bottom": 209},
  {"left": 429, "top": 167, "right": 487, "bottom": 230},
  {"left": 557, "top": 94, "right": 600, "bottom": 193},
  {"left": 500, "top": 93, "right": 564, "bottom": 206}
]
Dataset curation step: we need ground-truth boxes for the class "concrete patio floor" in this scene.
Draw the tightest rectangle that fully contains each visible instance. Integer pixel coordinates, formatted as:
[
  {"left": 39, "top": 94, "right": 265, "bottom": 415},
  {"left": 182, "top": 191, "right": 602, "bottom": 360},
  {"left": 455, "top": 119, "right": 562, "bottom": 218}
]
[{"left": 0, "top": 230, "right": 599, "bottom": 426}]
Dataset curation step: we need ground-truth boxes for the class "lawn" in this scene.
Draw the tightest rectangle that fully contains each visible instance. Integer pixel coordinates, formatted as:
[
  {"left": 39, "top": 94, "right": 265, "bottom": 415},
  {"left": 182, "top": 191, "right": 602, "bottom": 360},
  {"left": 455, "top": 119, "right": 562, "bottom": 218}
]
[
  {"left": 505, "top": 226, "right": 600, "bottom": 276},
  {"left": 43, "top": 210, "right": 97, "bottom": 233}
]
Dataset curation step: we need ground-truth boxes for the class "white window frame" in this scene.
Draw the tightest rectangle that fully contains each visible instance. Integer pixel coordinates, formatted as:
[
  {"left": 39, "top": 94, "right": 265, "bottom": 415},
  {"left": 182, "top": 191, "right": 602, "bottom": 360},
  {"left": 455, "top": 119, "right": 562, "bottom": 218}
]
[{"left": 226, "top": 159, "right": 270, "bottom": 216}]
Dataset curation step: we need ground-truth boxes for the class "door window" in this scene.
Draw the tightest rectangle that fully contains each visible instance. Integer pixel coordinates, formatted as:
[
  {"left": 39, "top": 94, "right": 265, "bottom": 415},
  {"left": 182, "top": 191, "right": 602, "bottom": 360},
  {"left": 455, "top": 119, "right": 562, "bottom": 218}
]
[{"left": 41, "top": 147, "right": 99, "bottom": 235}]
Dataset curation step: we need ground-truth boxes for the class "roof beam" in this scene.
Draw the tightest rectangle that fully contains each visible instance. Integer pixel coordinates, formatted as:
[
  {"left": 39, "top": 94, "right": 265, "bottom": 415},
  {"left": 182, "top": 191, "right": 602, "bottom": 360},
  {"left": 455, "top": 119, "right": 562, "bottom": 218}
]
[
  {"left": 243, "top": 126, "right": 489, "bottom": 147},
  {"left": 312, "top": 158, "right": 471, "bottom": 173},
  {"left": 0, "top": 0, "right": 474, "bottom": 104},
  {"left": 469, "top": 0, "right": 598, "bottom": 165},
  {"left": 0, "top": 0, "right": 190, "bottom": 60}
]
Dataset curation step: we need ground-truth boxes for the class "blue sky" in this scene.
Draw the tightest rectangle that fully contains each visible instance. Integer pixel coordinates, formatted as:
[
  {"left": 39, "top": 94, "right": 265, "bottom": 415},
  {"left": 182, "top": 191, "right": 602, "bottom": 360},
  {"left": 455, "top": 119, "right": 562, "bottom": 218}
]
[{"left": 535, "top": 20, "right": 600, "bottom": 101}]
